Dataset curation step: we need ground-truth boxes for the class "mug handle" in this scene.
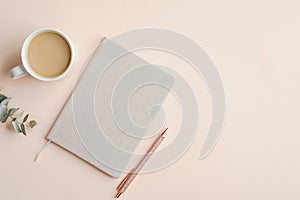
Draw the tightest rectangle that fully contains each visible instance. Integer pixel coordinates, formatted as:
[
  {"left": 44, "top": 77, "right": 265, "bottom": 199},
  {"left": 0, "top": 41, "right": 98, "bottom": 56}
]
[{"left": 9, "top": 64, "right": 28, "bottom": 79}]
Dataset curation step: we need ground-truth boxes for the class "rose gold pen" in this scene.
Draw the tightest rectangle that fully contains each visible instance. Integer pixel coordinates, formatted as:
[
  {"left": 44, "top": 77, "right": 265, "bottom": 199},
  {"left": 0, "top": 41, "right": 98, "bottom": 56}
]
[{"left": 115, "top": 127, "right": 168, "bottom": 198}]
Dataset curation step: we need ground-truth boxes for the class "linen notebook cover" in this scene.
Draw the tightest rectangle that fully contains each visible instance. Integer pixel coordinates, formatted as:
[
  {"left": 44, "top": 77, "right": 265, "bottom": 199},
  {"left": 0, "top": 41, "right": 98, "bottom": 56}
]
[{"left": 47, "top": 38, "right": 174, "bottom": 178}]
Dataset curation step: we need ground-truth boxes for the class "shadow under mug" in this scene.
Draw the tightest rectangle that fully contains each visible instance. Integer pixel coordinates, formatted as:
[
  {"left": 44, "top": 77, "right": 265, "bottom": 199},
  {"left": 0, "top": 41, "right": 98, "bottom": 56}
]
[{"left": 9, "top": 28, "right": 75, "bottom": 81}]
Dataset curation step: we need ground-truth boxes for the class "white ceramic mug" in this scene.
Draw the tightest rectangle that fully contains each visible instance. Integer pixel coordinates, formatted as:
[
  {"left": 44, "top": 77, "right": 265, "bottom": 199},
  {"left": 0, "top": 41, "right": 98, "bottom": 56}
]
[{"left": 9, "top": 28, "right": 75, "bottom": 81}]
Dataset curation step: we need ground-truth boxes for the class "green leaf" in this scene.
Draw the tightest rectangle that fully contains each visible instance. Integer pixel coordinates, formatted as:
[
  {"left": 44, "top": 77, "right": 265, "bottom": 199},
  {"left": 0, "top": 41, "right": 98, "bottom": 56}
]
[
  {"left": 12, "top": 119, "right": 21, "bottom": 133},
  {"left": 0, "top": 105, "right": 8, "bottom": 123},
  {"left": 0, "top": 92, "right": 37, "bottom": 134},
  {"left": 8, "top": 108, "right": 19, "bottom": 116},
  {"left": 0, "top": 98, "right": 9, "bottom": 106},
  {"left": 20, "top": 123, "right": 26, "bottom": 136},
  {"left": 23, "top": 114, "right": 29, "bottom": 123},
  {"left": 0, "top": 94, "right": 7, "bottom": 104},
  {"left": 1, "top": 112, "right": 9, "bottom": 123},
  {"left": 29, "top": 120, "right": 37, "bottom": 128}
]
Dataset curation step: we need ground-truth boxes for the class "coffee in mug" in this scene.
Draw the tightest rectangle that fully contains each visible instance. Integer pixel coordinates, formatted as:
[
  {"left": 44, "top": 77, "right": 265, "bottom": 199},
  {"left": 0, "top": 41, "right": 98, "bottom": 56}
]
[{"left": 9, "top": 28, "right": 75, "bottom": 81}]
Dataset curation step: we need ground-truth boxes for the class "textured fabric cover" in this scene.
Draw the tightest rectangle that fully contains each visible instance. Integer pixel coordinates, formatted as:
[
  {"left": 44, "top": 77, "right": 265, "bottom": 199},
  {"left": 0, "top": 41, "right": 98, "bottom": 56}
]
[{"left": 47, "top": 38, "right": 174, "bottom": 178}]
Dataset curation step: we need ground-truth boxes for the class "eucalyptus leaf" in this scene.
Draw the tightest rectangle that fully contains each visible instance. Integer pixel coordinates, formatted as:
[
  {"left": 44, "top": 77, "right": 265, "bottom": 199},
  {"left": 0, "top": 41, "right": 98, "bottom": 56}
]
[
  {"left": 0, "top": 92, "right": 37, "bottom": 134},
  {"left": 0, "top": 98, "right": 9, "bottom": 106},
  {"left": 23, "top": 114, "right": 29, "bottom": 123},
  {"left": 0, "top": 94, "right": 7, "bottom": 104},
  {"left": 1, "top": 112, "right": 9, "bottom": 123},
  {"left": 29, "top": 120, "right": 37, "bottom": 128},
  {"left": 20, "top": 123, "right": 26, "bottom": 136},
  {"left": 0, "top": 105, "right": 8, "bottom": 122},
  {"left": 12, "top": 119, "right": 21, "bottom": 133},
  {"left": 8, "top": 108, "right": 19, "bottom": 116}
]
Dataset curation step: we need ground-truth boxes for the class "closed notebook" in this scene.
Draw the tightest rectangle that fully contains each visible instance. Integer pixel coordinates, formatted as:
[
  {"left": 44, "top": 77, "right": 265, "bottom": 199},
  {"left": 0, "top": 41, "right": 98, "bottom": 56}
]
[{"left": 47, "top": 38, "right": 174, "bottom": 178}]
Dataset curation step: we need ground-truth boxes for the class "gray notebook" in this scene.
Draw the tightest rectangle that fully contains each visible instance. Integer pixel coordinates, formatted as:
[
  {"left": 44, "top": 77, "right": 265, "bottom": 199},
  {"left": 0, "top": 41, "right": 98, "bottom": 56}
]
[{"left": 47, "top": 38, "right": 174, "bottom": 178}]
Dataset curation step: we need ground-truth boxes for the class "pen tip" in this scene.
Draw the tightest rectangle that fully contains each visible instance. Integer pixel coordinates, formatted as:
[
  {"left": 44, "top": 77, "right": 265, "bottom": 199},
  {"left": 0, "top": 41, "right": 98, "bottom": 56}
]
[
  {"left": 115, "top": 192, "right": 122, "bottom": 198},
  {"left": 161, "top": 127, "right": 168, "bottom": 137}
]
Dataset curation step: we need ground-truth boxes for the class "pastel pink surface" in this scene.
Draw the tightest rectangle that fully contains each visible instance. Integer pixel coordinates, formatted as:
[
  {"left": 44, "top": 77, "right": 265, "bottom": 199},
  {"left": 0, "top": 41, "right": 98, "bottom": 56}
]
[{"left": 1, "top": 0, "right": 300, "bottom": 200}]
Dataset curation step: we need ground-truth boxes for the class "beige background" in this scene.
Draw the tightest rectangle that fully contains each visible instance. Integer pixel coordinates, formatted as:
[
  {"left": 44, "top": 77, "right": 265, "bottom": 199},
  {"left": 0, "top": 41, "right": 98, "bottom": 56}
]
[{"left": 1, "top": 0, "right": 300, "bottom": 199}]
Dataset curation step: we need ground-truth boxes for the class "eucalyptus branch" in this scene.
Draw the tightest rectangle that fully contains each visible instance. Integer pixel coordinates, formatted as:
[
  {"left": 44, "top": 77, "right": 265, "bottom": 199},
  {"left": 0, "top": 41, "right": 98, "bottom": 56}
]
[{"left": 0, "top": 92, "right": 37, "bottom": 135}]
